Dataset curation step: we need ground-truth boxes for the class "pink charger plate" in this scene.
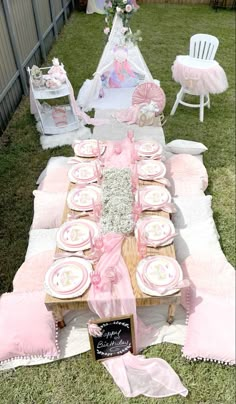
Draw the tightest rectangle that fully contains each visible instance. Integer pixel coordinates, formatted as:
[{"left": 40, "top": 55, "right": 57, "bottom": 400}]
[
  {"left": 67, "top": 185, "right": 101, "bottom": 211},
  {"left": 44, "top": 257, "right": 93, "bottom": 298},
  {"left": 57, "top": 219, "right": 98, "bottom": 251},
  {"left": 142, "top": 256, "right": 181, "bottom": 289},
  {"left": 74, "top": 140, "right": 106, "bottom": 158},
  {"left": 135, "top": 140, "right": 163, "bottom": 157},
  {"left": 137, "top": 160, "right": 166, "bottom": 179},
  {"left": 68, "top": 163, "right": 98, "bottom": 184},
  {"left": 136, "top": 216, "right": 175, "bottom": 246},
  {"left": 47, "top": 260, "right": 88, "bottom": 294},
  {"left": 138, "top": 186, "right": 171, "bottom": 209},
  {"left": 136, "top": 256, "right": 183, "bottom": 296}
]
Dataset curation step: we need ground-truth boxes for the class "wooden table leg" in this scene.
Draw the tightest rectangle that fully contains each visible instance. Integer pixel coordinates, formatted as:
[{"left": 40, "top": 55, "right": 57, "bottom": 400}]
[
  {"left": 53, "top": 306, "right": 66, "bottom": 329},
  {"left": 167, "top": 303, "right": 176, "bottom": 325}
]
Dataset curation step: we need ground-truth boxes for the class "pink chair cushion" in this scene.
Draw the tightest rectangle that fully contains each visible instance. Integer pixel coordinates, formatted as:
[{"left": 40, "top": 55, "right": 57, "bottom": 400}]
[
  {"left": 0, "top": 291, "right": 59, "bottom": 362},
  {"left": 132, "top": 82, "right": 166, "bottom": 114},
  {"left": 31, "top": 190, "right": 66, "bottom": 229}
]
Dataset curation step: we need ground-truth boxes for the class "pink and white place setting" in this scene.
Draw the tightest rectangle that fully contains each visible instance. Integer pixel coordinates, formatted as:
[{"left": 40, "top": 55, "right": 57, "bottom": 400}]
[
  {"left": 56, "top": 218, "right": 99, "bottom": 252},
  {"left": 135, "top": 186, "right": 176, "bottom": 214},
  {"left": 135, "top": 216, "right": 177, "bottom": 248},
  {"left": 44, "top": 256, "right": 93, "bottom": 299},
  {"left": 136, "top": 255, "right": 189, "bottom": 297},
  {"left": 67, "top": 184, "right": 102, "bottom": 212},
  {"left": 137, "top": 159, "right": 170, "bottom": 186},
  {"left": 68, "top": 160, "right": 102, "bottom": 184},
  {"left": 73, "top": 139, "right": 107, "bottom": 158},
  {"left": 135, "top": 140, "right": 164, "bottom": 160}
]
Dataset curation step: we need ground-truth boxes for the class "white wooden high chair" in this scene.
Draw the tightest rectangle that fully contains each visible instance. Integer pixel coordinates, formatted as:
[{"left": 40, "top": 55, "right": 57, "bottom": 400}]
[{"left": 170, "top": 34, "right": 220, "bottom": 122}]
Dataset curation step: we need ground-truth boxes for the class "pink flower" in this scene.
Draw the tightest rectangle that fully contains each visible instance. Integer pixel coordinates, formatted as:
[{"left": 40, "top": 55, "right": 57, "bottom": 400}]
[
  {"left": 104, "top": 27, "right": 110, "bottom": 35},
  {"left": 125, "top": 4, "right": 132, "bottom": 12},
  {"left": 104, "top": 267, "right": 118, "bottom": 284},
  {"left": 91, "top": 272, "right": 101, "bottom": 286},
  {"left": 87, "top": 321, "right": 103, "bottom": 337}
]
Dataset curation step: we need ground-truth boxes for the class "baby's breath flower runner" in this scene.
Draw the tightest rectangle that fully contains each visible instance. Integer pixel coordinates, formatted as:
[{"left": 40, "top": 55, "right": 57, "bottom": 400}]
[{"left": 101, "top": 168, "right": 134, "bottom": 234}]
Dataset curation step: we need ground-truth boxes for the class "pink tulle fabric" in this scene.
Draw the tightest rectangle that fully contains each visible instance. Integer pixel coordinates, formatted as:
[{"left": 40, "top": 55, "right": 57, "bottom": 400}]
[
  {"left": 172, "top": 56, "right": 228, "bottom": 95},
  {"left": 88, "top": 234, "right": 188, "bottom": 398},
  {"left": 103, "top": 137, "right": 135, "bottom": 168}
]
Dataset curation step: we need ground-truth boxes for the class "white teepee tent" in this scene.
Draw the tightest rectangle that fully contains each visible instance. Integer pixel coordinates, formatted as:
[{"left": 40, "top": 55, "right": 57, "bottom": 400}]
[{"left": 78, "top": 13, "right": 156, "bottom": 111}]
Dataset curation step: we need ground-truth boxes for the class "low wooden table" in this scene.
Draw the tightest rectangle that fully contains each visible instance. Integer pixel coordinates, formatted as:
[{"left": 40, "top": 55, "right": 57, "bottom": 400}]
[{"left": 45, "top": 178, "right": 181, "bottom": 328}]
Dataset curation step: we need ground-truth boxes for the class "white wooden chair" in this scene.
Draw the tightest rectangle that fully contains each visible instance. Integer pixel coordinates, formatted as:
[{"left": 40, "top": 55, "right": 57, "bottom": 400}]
[{"left": 170, "top": 34, "right": 219, "bottom": 122}]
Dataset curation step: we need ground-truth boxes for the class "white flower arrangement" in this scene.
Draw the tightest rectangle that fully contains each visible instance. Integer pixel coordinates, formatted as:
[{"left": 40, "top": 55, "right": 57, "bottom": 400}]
[{"left": 101, "top": 168, "right": 134, "bottom": 234}]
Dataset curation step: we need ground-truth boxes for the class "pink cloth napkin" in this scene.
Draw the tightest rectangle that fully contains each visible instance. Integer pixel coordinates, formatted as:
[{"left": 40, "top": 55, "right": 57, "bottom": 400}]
[
  {"left": 114, "top": 104, "right": 144, "bottom": 125},
  {"left": 88, "top": 233, "right": 188, "bottom": 398}
]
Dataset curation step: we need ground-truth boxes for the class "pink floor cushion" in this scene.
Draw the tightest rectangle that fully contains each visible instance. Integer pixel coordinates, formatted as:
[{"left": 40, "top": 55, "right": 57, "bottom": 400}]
[
  {"left": 13, "top": 251, "right": 55, "bottom": 292},
  {"left": 0, "top": 290, "right": 59, "bottom": 363},
  {"left": 182, "top": 285, "right": 235, "bottom": 365},
  {"left": 181, "top": 253, "right": 235, "bottom": 364},
  {"left": 181, "top": 252, "right": 235, "bottom": 293},
  {"left": 38, "top": 167, "right": 69, "bottom": 193},
  {"left": 165, "top": 154, "right": 208, "bottom": 196},
  {"left": 31, "top": 190, "right": 67, "bottom": 229}
]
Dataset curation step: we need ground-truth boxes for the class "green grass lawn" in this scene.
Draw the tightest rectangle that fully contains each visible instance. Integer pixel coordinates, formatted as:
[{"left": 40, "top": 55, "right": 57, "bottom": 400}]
[{"left": 0, "top": 4, "right": 235, "bottom": 403}]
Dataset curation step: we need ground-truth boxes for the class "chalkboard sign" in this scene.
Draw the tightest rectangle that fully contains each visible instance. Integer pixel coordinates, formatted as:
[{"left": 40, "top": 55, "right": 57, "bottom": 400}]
[{"left": 88, "top": 315, "right": 136, "bottom": 361}]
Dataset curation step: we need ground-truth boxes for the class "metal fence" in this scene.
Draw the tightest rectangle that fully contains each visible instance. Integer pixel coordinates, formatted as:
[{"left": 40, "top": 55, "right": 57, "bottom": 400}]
[{"left": 0, "top": 0, "right": 75, "bottom": 134}]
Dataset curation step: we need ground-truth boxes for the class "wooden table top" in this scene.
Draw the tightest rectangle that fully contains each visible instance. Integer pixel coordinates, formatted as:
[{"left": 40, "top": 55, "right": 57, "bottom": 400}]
[{"left": 45, "top": 173, "right": 180, "bottom": 309}]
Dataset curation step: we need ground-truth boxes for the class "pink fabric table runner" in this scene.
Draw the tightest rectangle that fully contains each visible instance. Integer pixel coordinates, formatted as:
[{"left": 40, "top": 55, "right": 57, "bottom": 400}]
[
  {"left": 87, "top": 139, "right": 188, "bottom": 398},
  {"left": 88, "top": 233, "right": 188, "bottom": 398}
]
